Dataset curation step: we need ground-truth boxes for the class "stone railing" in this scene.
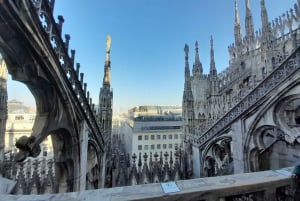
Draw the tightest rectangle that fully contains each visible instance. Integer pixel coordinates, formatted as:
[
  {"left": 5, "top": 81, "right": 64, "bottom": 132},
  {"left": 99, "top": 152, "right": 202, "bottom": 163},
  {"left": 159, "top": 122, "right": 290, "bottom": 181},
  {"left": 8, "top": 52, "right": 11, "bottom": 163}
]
[
  {"left": 0, "top": 167, "right": 295, "bottom": 201},
  {"left": 187, "top": 45, "right": 300, "bottom": 147}
]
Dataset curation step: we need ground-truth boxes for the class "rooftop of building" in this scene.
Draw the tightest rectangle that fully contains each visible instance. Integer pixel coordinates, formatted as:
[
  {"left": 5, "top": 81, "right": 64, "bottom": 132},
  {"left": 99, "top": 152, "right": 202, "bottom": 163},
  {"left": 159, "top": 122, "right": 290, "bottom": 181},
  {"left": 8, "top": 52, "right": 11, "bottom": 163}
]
[
  {"left": 134, "top": 113, "right": 182, "bottom": 122},
  {"left": 7, "top": 99, "right": 36, "bottom": 114}
]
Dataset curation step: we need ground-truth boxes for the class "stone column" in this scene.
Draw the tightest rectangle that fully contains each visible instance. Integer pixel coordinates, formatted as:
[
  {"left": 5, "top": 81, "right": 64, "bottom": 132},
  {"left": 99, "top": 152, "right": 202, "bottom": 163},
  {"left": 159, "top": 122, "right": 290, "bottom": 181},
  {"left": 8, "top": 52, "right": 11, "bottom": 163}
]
[
  {"left": 192, "top": 146, "right": 201, "bottom": 178},
  {"left": 79, "top": 121, "right": 88, "bottom": 191},
  {"left": 100, "top": 152, "right": 106, "bottom": 188},
  {"left": 231, "top": 119, "right": 245, "bottom": 174}
]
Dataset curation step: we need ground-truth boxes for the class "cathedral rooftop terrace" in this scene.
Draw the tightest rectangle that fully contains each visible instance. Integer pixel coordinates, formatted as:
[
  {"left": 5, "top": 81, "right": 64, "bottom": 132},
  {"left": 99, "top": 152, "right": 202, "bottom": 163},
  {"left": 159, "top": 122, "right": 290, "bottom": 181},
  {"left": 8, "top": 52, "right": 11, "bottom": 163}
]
[{"left": 0, "top": 167, "right": 294, "bottom": 201}]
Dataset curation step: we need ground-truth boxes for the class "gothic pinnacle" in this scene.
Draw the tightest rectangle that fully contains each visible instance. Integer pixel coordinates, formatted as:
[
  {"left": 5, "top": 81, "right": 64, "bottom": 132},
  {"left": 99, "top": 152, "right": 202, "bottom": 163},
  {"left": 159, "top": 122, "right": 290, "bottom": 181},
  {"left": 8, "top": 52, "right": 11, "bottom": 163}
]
[
  {"left": 103, "top": 35, "right": 111, "bottom": 85},
  {"left": 210, "top": 35, "right": 217, "bottom": 76},
  {"left": 234, "top": 0, "right": 243, "bottom": 47},
  {"left": 245, "top": 0, "right": 255, "bottom": 42},
  {"left": 194, "top": 41, "right": 203, "bottom": 74},
  {"left": 184, "top": 44, "right": 189, "bottom": 60}
]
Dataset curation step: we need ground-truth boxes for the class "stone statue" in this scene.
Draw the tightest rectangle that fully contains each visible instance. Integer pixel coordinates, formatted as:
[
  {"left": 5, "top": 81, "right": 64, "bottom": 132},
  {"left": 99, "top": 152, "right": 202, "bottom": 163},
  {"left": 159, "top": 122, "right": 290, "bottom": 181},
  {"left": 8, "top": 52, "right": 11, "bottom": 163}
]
[{"left": 106, "top": 35, "right": 111, "bottom": 53}]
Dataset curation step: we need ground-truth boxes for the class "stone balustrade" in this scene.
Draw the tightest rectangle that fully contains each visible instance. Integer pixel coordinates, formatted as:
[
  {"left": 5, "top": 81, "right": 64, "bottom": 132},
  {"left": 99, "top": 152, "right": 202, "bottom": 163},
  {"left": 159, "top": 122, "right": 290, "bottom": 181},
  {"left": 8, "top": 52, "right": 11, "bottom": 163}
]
[{"left": 0, "top": 167, "right": 295, "bottom": 201}]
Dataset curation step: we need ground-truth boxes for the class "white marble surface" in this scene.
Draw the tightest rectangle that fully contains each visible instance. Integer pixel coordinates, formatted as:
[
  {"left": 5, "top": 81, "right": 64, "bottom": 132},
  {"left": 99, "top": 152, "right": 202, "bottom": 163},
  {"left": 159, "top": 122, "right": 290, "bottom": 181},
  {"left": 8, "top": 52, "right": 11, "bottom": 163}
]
[
  {"left": 0, "top": 167, "right": 294, "bottom": 201},
  {"left": 0, "top": 176, "right": 16, "bottom": 194}
]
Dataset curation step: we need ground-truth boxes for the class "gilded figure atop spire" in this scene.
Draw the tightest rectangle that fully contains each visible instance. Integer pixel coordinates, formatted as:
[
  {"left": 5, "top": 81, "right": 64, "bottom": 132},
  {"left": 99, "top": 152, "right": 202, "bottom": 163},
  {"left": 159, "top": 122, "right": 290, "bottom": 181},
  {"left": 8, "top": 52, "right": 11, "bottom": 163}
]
[
  {"left": 106, "top": 35, "right": 111, "bottom": 53},
  {"left": 105, "top": 35, "right": 111, "bottom": 63},
  {"left": 104, "top": 35, "right": 111, "bottom": 84}
]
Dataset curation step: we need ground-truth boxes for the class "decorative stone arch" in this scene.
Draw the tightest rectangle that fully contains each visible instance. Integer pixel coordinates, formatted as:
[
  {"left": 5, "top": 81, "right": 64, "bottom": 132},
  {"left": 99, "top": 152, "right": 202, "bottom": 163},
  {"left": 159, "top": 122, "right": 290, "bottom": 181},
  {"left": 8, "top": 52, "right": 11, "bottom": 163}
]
[
  {"left": 248, "top": 125, "right": 286, "bottom": 172},
  {"left": 245, "top": 93, "right": 300, "bottom": 172},
  {"left": 273, "top": 94, "right": 300, "bottom": 134},
  {"left": 201, "top": 136, "right": 232, "bottom": 177}
]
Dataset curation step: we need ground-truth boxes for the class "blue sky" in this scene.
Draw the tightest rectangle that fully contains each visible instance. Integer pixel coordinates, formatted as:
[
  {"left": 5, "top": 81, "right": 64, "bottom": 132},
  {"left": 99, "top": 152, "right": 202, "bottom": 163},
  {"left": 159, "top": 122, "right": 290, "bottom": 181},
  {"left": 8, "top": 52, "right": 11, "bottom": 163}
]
[{"left": 7, "top": 0, "right": 297, "bottom": 114}]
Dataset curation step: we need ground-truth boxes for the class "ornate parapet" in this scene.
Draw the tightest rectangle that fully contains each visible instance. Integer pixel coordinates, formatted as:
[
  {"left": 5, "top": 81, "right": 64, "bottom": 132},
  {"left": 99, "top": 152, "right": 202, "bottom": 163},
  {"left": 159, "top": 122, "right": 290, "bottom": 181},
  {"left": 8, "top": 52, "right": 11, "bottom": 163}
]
[{"left": 0, "top": 167, "right": 295, "bottom": 200}]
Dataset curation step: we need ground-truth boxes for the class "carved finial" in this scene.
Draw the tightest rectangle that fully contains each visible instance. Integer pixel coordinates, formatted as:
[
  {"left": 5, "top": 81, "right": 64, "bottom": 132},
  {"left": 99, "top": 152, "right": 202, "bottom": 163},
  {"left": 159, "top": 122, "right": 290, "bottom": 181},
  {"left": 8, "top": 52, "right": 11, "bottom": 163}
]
[
  {"left": 184, "top": 44, "right": 189, "bottom": 56},
  {"left": 65, "top": 34, "right": 70, "bottom": 52},
  {"left": 132, "top": 153, "right": 137, "bottom": 164},
  {"left": 57, "top": 15, "right": 64, "bottom": 35},
  {"left": 76, "top": 63, "right": 80, "bottom": 76},
  {"left": 234, "top": 0, "right": 242, "bottom": 46},
  {"left": 80, "top": 73, "right": 83, "bottom": 86},
  {"left": 235, "top": 0, "right": 239, "bottom": 24},
  {"left": 71, "top": 49, "right": 75, "bottom": 67},
  {"left": 138, "top": 152, "right": 142, "bottom": 167},
  {"left": 143, "top": 152, "right": 148, "bottom": 162}
]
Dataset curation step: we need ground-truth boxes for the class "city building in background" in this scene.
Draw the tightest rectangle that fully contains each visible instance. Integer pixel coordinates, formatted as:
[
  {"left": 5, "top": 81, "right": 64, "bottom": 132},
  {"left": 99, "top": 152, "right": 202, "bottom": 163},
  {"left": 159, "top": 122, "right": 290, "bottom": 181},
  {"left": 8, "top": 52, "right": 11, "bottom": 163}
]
[
  {"left": 5, "top": 100, "right": 53, "bottom": 158},
  {"left": 131, "top": 113, "right": 183, "bottom": 159},
  {"left": 124, "top": 105, "right": 183, "bottom": 158},
  {"left": 107, "top": 105, "right": 187, "bottom": 186}
]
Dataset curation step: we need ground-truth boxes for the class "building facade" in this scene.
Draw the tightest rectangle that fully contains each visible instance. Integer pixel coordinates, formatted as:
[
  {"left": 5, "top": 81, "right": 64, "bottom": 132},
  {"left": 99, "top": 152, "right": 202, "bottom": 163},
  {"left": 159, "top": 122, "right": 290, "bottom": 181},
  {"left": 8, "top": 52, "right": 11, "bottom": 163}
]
[
  {"left": 127, "top": 105, "right": 183, "bottom": 159},
  {"left": 108, "top": 105, "right": 188, "bottom": 186},
  {"left": 131, "top": 114, "right": 183, "bottom": 159}
]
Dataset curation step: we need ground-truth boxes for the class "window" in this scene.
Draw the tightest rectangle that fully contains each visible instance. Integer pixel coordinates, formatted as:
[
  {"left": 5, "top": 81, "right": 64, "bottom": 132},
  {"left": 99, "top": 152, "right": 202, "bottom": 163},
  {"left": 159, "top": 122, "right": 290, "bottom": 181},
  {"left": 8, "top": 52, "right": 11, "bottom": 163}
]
[
  {"left": 174, "top": 134, "right": 178, "bottom": 139},
  {"left": 163, "top": 135, "right": 167, "bottom": 140},
  {"left": 151, "top": 144, "right": 155, "bottom": 150},
  {"left": 151, "top": 135, "right": 155, "bottom": 140},
  {"left": 169, "top": 144, "right": 172, "bottom": 149},
  {"left": 43, "top": 147, "right": 47, "bottom": 156},
  {"left": 157, "top": 144, "right": 161, "bottom": 149},
  {"left": 163, "top": 144, "right": 167, "bottom": 149},
  {"left": 157, "top": 135, "right": 161, "bottom": 140},
  {"left": 138, "top": 135, "right": 142, "bottom": 140},
  {"left": 168, "top": 134, "right": 172, "bottom": 139},
  {"left": 138, "top": 145, "right": 142, "bottom": 150},
  {"left": 144, "top": 145, "right": 148, "bottom": 150},
  {"left": 145, "top": 135, "right": 149, "bottom": 140},
  {"left": 15, "top": 115, "right": 24, "bottom": 120}
]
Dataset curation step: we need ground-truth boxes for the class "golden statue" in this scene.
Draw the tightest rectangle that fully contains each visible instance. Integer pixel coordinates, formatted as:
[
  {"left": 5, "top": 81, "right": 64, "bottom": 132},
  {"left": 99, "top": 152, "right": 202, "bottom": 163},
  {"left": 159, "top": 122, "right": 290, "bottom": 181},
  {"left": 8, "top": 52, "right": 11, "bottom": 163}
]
[{"left": 106, "top": 35, "right": 111, "bottom": 53}]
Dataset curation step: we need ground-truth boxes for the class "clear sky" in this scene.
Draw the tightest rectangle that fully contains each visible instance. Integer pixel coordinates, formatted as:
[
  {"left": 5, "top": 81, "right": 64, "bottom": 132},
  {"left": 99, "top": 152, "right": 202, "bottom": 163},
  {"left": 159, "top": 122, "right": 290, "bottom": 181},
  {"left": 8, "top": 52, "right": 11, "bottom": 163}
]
[{"left": 7, "top": 0, "right": 297, "bottom": 114}]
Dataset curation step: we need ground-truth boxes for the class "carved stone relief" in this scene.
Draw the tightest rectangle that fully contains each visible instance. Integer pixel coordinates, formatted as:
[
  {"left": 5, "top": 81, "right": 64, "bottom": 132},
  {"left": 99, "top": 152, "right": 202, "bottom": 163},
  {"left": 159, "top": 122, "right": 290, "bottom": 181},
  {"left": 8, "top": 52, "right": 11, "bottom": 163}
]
[
  {"left": 203, "top": 137, "right": 233, "bottom": 177},
  {"left": 86, "top": 143, "right": 100, "bottom": 190}
]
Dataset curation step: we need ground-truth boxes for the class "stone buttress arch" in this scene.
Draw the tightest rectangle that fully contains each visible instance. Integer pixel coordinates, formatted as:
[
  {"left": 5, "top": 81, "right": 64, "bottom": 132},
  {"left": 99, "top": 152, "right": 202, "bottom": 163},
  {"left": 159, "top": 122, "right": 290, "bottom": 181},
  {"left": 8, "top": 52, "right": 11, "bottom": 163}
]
[
  {"left": 201, "top": 135, "right": 232, "bottom": 177},
  {"left": 244, "top": 87, "right": 300, "bottom": 172}
]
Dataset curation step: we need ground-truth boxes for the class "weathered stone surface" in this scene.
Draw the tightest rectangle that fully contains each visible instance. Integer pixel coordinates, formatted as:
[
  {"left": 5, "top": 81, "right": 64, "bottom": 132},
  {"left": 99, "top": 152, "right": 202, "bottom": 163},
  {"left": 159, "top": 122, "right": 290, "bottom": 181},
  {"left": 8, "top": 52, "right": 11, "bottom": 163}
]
[
  {"left": 0, "top": 176, "right": 16, "bottom": 194},
  {"left": 0, "top": 168, "right": 293, "bottom": 201}
]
